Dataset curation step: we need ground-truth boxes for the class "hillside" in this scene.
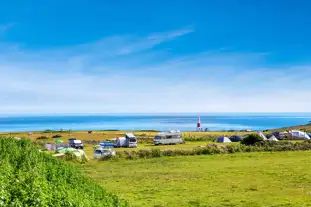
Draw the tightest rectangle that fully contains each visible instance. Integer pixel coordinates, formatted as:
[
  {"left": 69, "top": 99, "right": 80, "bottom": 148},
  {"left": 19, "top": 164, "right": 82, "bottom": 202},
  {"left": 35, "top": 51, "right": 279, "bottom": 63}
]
[{"left": 0, "top": 137, "right": 128, "bottom": 207}]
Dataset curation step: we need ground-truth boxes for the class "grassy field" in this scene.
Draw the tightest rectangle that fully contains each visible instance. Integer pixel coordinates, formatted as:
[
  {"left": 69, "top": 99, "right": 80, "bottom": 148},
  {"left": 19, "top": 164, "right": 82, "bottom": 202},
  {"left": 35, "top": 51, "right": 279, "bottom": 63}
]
[
  {"left": 2, "top": 128, "right": 311, "bottom": 206},
  {"left": 80, "top": 151, "right": 311, "bottom": 207},
  {"left": 3, "top": 123, "right": 311, "bottom": 143},
  {"left": 0, "top": 130, "right": 250, "bottom": 141},
  {"left": 82, "top": 141, "right": 213, "bottom": 159}
]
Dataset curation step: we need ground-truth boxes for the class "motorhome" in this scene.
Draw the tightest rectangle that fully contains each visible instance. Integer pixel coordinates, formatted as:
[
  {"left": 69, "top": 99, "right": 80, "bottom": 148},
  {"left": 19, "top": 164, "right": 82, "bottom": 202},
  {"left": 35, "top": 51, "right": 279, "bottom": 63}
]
[
  {"left": 114, "top": 133, "right": 137, "bottom": 148},
  {"left": 153, "top": 130, "right": 184, "bottom": 145}
]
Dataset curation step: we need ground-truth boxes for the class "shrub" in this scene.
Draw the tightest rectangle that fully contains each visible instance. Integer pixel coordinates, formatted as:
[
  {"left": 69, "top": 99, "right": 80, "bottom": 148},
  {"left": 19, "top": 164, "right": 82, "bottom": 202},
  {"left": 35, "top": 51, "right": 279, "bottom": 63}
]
[
  {"left": 151, "top": 149, "right": 162, "bottom": 158},
  {"left": 137, "top": 150, "right": 152, "bottom": 158},
  {"left": 0, "top": 137, "right": 128, "bottom": 206},
  {"left": 43, "top": 129, "right": 55, "bottom": 133},
  {"left": 36, "top": 135, "right": 49, "bottom": 140},
  {"left": 52, "top": 134, "right": 62, "bottom": 138},
  {"left": 241, "top": 134, "right": 264, "bottom": 145}
]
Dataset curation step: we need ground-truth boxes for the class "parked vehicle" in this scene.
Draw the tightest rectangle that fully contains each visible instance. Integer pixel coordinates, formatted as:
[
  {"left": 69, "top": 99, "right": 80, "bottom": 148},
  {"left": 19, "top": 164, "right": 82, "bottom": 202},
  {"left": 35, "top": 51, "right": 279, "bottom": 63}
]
[
  {"left": 153, "top": 130, "right": 184, "bottom": 145},
  {"left": 69, "top": 138, "right": 84, "bottom": 149},
  {"left": 229, "top": 135, "right": 242, "bottom": 142},
  {"left": 272, "top": 131, "right": 286, "bottom": 140},
  {"left": 114, "top": 133, "right": 137, "bottom": 148},
  {"left": 100, "top": 141, "right": 115, "bottom": 148},
  {"left": 94, "top": 148, "right": 116, "bottom": 159}
]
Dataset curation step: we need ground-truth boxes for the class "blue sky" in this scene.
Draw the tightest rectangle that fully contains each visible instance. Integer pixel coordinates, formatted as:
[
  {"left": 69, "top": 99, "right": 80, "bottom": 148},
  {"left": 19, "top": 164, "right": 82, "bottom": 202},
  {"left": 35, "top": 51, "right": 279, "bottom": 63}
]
[{"left": 0, "top": 0, "right": 311, "bottom": 114}]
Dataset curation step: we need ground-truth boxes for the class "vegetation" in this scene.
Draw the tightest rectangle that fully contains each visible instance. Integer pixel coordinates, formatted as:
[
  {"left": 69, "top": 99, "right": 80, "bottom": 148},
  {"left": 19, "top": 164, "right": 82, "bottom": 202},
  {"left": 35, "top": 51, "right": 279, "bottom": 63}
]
[
  {"left": 52, "top": 134, "right": 62, "bottom": 138},
  {"left": 81, "top": 151, "right": 311, "bottom": 207},
  {"left": 0, "top": 137, "right": 127, "bottom": 207},
  {"left": 139, "top": 130, "right": 160, "bottom": 132},
  {"left": 95, "top": 141, "right": 311, "bottom": 160},
  {"left": 241, "top": 133, "right": 264, "bottom": 145},
  {"left": 36, "top": 135, "right": 49, "bottom": 140}
]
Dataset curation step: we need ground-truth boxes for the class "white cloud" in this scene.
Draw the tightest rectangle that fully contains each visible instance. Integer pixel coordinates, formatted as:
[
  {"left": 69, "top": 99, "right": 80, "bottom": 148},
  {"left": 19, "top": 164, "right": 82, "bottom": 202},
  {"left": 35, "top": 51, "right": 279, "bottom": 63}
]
[{"left": 0, "top": 26, "right": 311, "bottom": 114}]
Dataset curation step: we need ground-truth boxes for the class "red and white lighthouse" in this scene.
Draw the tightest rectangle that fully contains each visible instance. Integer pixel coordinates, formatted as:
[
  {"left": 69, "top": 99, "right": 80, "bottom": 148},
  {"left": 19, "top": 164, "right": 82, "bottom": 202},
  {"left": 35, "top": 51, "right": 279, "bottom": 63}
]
[{"left": 197, "top": 116, "right": 201, "bottom": 131}]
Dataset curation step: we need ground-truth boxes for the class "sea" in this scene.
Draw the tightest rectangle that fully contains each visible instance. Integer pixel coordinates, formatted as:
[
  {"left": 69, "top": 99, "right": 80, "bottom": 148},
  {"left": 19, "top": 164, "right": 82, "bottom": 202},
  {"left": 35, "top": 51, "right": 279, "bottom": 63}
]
[{"left": 0, "top": 113, "right": 311, "bottom": 132}]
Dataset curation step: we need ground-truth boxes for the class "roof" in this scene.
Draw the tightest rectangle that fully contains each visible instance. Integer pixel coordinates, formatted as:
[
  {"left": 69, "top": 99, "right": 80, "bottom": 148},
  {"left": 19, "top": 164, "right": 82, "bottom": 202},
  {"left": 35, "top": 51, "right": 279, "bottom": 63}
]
[
  {"left": 125, "top": 133, "right": 135, "bottom": 138},
  {"left": 157, "top": 130, "right": 181, "bottom": 136}
]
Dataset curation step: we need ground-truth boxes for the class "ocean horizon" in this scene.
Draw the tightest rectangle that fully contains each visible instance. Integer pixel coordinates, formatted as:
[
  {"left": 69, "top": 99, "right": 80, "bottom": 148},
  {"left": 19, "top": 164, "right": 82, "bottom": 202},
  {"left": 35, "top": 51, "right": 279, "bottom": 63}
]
[{"left": 0, "top": 113, "right": 311, "bottom": 132}]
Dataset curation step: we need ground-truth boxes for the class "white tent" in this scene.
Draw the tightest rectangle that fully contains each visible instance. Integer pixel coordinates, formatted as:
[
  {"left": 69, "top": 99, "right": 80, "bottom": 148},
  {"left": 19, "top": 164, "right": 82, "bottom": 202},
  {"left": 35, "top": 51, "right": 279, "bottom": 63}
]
[
  {"left": 268, "top": 135, "right": 279, "bottom": 141},
  {"left": 217, "top": 136, "right": 231, "bottom": 143},
  {"left": 289, "top": 130, "right": 310, "bottom": 140},
  {"left": 257, "top": 131, "right": 267, "bottom": 140}
]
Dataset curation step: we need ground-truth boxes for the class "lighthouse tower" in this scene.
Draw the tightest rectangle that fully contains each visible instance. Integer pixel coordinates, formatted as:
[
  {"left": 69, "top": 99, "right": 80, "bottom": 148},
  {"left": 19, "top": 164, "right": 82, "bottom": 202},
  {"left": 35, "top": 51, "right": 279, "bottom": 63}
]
[{"left": 197, "top": 116, "right": 201, "bottom": 131}]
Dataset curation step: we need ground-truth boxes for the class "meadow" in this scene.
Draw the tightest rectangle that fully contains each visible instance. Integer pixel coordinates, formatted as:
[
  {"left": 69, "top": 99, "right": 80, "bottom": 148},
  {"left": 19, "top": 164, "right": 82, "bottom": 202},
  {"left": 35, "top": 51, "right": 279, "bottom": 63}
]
[
  {"left": 80, "top": 151, "right": 311, "bottom": 207},
  {"left": 2, "top": 126, "right": 311, "bottom": 207}
]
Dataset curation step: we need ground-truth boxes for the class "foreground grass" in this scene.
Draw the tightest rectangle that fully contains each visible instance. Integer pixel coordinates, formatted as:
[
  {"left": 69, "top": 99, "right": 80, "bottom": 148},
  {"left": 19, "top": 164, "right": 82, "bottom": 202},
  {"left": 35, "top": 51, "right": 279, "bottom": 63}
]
[
  {"left": 0, "top": 138, "right": 127, "bottom": 207},
  {"left": 80, "top": 151, "right": 311, "bottom": 207}
]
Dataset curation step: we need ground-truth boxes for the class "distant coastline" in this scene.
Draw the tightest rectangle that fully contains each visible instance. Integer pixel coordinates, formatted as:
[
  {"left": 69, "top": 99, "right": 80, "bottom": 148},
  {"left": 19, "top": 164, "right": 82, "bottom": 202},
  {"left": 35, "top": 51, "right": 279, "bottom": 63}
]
[{"left": 0, "top": 113, "right": 310, "bottom": 133}]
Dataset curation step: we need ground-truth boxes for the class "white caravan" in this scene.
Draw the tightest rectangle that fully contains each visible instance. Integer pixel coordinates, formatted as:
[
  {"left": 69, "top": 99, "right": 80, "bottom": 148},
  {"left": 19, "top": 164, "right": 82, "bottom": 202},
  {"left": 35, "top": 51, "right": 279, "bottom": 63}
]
[
  {"left": 153, "top": 130, "right": 184, "bottom": 145},
  {"left": 114, "top": 133, "right": 137, "bottom": 148}
]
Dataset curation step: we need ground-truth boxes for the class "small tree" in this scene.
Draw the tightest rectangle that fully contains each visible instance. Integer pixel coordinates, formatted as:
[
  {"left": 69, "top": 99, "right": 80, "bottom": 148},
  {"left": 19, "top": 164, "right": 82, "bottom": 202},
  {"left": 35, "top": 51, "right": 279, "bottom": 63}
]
[{"left": 241, "top": 133, "right": 264, "bottom": 145}]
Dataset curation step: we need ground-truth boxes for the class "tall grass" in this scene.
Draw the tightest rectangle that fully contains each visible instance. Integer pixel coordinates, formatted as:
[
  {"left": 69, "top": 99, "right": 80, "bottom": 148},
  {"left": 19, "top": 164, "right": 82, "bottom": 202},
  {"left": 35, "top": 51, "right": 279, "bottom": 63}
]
[{"left": 0, "top": 137, "right": 128, "bottom": 207}]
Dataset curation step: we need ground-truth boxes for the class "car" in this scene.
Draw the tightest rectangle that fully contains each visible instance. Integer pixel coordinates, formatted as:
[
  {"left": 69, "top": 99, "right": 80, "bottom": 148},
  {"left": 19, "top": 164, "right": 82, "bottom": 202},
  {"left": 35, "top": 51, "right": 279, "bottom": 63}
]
[
  {"left": 272, "top": 132, "right": 286, "bottom": 140},
  {"left": 68, "top": 138, "right": 84, "bottom": 149},
  {"left": 229, "top": 135, "right": 242, "bottom": 142},
  {"left": 93, "top": 148, "right": 116, "bottom": 159}
]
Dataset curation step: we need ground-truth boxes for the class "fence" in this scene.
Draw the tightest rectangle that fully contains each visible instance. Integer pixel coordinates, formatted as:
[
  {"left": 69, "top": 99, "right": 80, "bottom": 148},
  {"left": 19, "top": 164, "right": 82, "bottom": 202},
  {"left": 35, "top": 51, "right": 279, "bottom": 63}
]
[{"left": 45, "top": 143, "right": 69, "bottom": 151}]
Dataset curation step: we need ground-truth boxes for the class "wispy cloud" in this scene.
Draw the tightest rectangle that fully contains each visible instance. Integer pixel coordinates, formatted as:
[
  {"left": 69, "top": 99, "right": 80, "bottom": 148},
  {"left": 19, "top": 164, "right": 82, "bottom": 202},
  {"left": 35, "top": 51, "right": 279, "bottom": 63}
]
[
  {"left": 0, "top": 26, "right": 311, "bottom": 114},
  {"left": 0, "top": 23, "right": 15, "bottom": 34}
]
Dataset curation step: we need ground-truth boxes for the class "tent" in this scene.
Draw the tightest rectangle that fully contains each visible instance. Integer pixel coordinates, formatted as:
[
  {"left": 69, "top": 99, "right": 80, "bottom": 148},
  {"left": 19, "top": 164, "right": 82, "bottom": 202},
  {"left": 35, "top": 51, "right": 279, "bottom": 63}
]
[
  {"left": 55, "top": 139, "right": 63, "bottom": 143},
  {"left": 54, "top": 148, "right": 89, "bottom": 161},
  {"left": 289, "top": 130, "right": 310, "bottom": 140},
  {"left": 268, "top": 135, "right": 279, "bottom": 141},
  {"left": 257, "top": 131, "right": 267, "bottom": 140},
  {"left": 72, "top": 149, "right": 88, "bottom": 159},
  {"left": 217, "top": 136, "right": 231, "bottom": 143},
  {"left": 55, "top": 147, "right": 76, "bottom": 154}
]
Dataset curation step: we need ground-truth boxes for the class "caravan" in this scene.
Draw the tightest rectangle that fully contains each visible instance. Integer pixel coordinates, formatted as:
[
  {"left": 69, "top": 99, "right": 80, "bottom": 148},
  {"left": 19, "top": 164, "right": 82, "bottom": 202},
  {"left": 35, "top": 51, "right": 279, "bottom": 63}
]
[
  {"left": 114, "top": 133, "right": 137, "bottom": 148},
  {"left": 153, "top": 130, "right": 184, "bottom": 145}
]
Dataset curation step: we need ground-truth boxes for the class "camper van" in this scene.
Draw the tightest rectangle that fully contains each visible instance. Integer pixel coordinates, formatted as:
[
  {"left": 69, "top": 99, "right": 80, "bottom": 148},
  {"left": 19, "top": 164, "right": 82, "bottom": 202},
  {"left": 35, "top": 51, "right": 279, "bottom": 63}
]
[
  {"left": 115, "top": 133, "right": 137, "bottom": 148},
  {"left": 153, "top": 130, "right": 184, "bottom": 145}
]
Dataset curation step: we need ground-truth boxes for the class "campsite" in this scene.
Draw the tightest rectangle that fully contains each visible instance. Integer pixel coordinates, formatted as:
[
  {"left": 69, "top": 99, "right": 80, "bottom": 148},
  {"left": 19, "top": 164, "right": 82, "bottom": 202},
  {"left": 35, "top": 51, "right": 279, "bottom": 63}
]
[
  {"left": 2, "top": 125, "right": 311, "bottom": 206},
  {"left": 0, "top": 125, "right": 311, "bottom": 206}
]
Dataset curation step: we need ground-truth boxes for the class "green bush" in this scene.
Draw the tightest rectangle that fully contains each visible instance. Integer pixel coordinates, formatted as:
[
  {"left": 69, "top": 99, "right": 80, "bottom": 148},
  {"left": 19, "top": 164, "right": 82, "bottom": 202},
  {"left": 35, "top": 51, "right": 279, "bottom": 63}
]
[
  {"left": 0, "top": 137, "right": 128, "bottom": 207},
  {"left": 241, "top": 134, "right": 264, "bottom": 145},
  {"left": 52, "top": 134, "right": 62, "bottom": 138},
  {"left": 36, "top": 135, "right": 49, "bottom": 140}
]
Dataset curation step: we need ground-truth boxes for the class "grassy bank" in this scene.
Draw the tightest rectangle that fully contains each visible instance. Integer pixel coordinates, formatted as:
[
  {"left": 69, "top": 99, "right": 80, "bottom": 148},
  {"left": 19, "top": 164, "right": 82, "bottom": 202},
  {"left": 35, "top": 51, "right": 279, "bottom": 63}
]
[
  {"left": 0, "top": 138, "right": 127, "bottom": 207},
  {"left": 81, "top": 151, "right": 311, "bottom": 207}
]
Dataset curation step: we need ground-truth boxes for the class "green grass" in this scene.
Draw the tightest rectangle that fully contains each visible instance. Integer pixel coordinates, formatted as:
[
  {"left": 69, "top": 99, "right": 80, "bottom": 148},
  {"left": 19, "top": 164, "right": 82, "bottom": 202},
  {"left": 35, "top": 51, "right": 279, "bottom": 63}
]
[{"left": 80, "top": 151, "right": 311, "bottom": 207}]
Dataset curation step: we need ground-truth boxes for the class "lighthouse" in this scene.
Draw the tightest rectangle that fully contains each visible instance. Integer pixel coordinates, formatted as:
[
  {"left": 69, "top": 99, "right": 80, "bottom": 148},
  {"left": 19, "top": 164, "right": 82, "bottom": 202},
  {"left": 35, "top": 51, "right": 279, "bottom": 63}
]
[{"left": 197, "top": 116, "right": 201, "bottom": 131}]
